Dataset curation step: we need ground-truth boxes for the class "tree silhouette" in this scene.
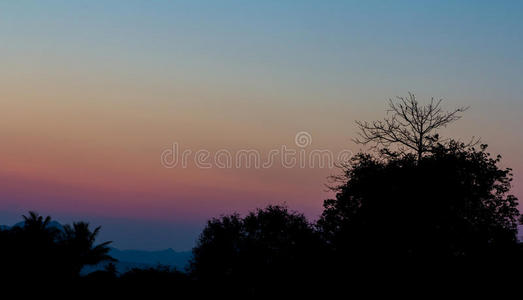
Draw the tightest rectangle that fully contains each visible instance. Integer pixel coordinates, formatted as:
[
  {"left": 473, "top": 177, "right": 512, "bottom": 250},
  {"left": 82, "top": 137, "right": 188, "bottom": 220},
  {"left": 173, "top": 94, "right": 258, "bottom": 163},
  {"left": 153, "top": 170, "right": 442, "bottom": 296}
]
[
  {"left": 319, "top": 141, "right": 520, "bottom": 267},
  {"left": 354, "top": 93, "right": 475, "bottom": 161},
  {"left": 22, "top": 211, "right": 53, "bottom": 231},
  {"left": 0, "top": 212, "right": 115, "bottom": 282},
  {"left": 190, "top": 205, "right": 323, "bottom": 294},
  {"left": 61, "top": 222, "right": 115, "bottom": 277}
]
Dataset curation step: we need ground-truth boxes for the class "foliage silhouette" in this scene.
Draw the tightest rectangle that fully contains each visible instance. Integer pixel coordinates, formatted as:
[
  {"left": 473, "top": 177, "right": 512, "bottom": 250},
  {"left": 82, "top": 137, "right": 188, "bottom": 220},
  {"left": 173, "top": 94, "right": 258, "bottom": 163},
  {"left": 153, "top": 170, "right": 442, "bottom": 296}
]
[
  {"left": 0, "top": 212, "right": 114, "bottom": 282},
  {"left": 61, "top": 222, "right": 115, "bottom": 277},
  {"left": 319, "top": 141, "right": 521, "bottom": 270},
  {"left": 189, "top": 205, "right": 324, "bottom": 294}
]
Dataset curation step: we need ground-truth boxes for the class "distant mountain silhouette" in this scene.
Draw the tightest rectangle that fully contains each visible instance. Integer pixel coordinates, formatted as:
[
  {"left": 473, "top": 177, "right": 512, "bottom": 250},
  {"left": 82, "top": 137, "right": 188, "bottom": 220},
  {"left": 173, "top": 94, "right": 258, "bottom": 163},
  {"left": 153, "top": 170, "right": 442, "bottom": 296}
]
[
  {"left": 109, "top": 248, "right": 191, "bottom": 267},
  {"left": 81, "top": 248, "right": 191, "bottom": 274}
]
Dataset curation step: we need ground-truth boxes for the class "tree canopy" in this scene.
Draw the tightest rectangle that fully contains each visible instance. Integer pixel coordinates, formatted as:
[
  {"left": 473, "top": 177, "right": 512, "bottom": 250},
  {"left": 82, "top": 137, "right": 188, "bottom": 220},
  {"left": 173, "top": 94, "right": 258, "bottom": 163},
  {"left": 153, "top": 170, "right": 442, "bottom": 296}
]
[
  {"left": 189, "top": 205, "right": 323, "bottom": 294},
  {"left": 319, "top": 142, "right": 520, "bottom": 264}
]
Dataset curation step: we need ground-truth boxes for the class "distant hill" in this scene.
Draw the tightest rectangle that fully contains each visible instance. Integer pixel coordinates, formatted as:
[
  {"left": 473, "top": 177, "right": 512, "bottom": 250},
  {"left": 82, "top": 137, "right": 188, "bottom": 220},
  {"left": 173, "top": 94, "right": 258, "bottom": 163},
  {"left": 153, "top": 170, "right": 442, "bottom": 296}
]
[
  {"left": 109, "top": 247, "right": 191, "bottom": 268},
  {"left": 81, "top": 248, "right": 192, "bottom": 274}
]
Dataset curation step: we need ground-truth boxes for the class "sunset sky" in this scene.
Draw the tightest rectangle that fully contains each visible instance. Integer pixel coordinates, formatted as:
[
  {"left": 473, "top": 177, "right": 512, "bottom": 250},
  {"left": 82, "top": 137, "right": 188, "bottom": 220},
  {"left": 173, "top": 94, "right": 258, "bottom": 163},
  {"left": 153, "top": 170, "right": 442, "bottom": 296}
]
[{"left": 1, "top": 1, "right": 522, "bottom": 250}]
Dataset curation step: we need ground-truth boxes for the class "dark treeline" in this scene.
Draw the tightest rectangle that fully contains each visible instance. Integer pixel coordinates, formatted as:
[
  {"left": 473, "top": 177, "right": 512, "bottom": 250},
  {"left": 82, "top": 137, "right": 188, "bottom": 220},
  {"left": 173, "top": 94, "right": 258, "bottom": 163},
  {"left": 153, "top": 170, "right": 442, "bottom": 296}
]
[{"left": 1, "top": 95, "right": 522, "bottom": 294}]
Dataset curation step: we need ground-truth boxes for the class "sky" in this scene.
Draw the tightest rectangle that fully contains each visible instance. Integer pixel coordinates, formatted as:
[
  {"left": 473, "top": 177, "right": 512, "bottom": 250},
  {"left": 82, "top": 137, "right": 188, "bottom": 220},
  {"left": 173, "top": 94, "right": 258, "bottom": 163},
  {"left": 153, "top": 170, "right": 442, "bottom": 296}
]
[{"left": 1, "top": 1, "right": 522, "bottom": 250}]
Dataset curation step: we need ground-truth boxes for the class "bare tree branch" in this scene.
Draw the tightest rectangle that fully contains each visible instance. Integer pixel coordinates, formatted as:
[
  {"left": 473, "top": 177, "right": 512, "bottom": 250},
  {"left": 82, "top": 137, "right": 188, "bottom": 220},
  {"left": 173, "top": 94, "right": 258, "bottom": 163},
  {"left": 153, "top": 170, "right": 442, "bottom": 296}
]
[{"left": 353, "top": 92, "right": 477, "bottom": 161}]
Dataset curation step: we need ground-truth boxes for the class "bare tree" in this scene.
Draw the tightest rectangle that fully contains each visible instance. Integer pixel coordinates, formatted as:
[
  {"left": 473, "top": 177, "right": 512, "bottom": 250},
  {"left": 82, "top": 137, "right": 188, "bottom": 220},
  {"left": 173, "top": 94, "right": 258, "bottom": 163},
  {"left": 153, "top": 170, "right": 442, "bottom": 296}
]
[{"left": 354, "top": 93, "right": 475, "bottom": 161}]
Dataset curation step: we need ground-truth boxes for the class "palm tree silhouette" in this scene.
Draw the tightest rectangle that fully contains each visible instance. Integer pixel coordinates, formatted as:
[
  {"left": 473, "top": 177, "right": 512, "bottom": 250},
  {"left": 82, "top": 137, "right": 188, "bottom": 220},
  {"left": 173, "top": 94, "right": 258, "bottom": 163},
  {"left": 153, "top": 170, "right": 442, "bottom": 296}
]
[
  {"left": 22, "top": 211, "right": 51, "bottom": 229},
  {"left": 62, "top": 222, "right": 115, "bottom": 276},
  {"left": 19, "top": 211, "right": 60, "bottom": 244},
  {"left": 21, "top": 211, "right": 59, "bottom": 235}
]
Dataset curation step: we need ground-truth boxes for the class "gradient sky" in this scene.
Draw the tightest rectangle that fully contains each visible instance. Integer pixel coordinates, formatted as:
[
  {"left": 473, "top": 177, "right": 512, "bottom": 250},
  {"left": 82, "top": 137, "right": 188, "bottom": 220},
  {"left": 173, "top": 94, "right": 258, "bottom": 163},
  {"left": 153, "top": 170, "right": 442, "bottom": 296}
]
[{"left": 1, "top": 1, "right": 522, "bottom": 250}]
